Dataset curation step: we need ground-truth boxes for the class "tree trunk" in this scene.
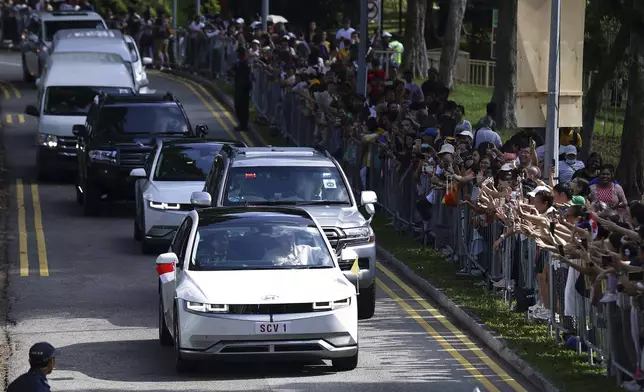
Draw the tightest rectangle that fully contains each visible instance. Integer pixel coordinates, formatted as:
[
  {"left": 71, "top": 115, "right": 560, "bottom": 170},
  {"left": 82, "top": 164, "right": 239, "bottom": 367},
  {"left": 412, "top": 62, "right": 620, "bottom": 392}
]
[
  {"left": 616, "top": 16, "right": 644, "bottom": 198},
  {"left": 424, "top": 0, "right": 440, "bottom": 49},
  {"left": 438, "top": 0, "right": 467, "bottom": 90},
  {"left": 580, "top": 23, "right": 630, "bottom": 160},
  {"left": 402, "top": 0, "right": 429, "bottom": 79},
  {"left": 491, "top": 0, "right": 517, "bottom": 129}
]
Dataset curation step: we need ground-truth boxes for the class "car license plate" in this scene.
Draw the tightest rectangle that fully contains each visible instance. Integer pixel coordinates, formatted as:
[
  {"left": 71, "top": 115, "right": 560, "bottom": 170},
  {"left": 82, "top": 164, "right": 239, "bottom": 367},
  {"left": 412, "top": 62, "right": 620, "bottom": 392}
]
[{"left": 255, "top": 322, "right": 291, "bottom": 334}]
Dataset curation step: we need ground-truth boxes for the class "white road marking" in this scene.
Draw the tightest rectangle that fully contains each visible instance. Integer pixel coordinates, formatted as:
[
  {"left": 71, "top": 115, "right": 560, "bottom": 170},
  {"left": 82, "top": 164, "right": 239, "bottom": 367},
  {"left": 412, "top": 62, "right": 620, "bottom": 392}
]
[{"left": 0, "top": 61, "right": 20, "bottom": 67}]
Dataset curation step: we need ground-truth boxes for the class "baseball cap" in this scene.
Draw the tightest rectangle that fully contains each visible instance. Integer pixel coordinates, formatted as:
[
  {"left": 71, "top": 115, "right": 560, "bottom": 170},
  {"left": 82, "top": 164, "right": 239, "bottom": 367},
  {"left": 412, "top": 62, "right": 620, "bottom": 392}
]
[
  {"left": 29, "top": 342, "right": 56, "bottom": 366},
  {"left": 422, "top": 128, "right": 438, "bottom": 138},
  {"left": 382, "top": 32, "right": 392, "bottom": 38},
  {"left": 527, "top": 185, "right": 551, "bottom": 198},
  {"left": 572, "top": 195, "right": 586, "bottom": 206},
  {"left": 561, "top": 145, "right": 577, "bottom": 155},
  {"left": 457, "top": 130, "right": 474, "bottom": 139}
]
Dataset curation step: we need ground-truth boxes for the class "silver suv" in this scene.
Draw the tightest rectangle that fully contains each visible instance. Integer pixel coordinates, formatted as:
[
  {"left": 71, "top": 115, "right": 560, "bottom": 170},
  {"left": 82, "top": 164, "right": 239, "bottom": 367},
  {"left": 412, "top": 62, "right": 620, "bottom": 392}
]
[
  {"left": 20, "top": 10, "right": 107, "bottom": 83},
  {"left": 192, "top": 146, "right": 379, "bottom": 319}
]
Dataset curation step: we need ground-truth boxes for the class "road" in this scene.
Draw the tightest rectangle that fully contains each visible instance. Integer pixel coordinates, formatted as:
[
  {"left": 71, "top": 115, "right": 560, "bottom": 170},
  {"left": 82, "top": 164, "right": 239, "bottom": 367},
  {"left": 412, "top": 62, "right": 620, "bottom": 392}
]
[{"left": 0, "top": 51, "right": 534, "bottom": 392}]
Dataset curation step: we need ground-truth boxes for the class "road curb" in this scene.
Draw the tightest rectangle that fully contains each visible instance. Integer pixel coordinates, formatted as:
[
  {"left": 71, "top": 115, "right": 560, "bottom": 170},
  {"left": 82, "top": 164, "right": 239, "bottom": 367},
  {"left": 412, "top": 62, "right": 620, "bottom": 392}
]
[
  {"left": 376, "top": 245, "right": 561, "bottom": 392},
  {"left": 160, "top": 69, "right": 268, "bottom": 147}
]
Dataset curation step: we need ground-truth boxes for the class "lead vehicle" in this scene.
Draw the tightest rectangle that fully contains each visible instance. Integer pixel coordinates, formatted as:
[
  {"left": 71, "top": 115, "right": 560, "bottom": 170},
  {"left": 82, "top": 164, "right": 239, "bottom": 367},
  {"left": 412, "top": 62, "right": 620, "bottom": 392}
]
[{"left": 157, "top": 207, "right": 359, "bottom": 373}]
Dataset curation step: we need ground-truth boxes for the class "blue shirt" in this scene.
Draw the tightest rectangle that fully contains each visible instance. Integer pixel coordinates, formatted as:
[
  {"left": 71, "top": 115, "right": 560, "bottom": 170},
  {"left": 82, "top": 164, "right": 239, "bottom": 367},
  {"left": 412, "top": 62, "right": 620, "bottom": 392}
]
[{"left": 7, "top": 369, "right": 50, "bottom": 392}]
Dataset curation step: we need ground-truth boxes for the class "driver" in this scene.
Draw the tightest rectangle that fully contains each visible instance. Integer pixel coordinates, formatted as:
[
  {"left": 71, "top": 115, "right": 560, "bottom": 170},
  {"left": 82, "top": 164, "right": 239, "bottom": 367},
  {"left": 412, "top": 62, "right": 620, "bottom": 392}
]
[{"left": 195, "top": 231, "right": 229, "bottom": 268}]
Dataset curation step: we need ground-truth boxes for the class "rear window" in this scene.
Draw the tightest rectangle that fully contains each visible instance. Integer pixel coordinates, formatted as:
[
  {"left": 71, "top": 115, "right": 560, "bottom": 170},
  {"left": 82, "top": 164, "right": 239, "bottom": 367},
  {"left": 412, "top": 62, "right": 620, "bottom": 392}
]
[
  {"left": 97, "top": 104, "right": 189, "bottom": 135},
  {"left": 44, "top": 20, "right": 106, "bottom": 41},
  {"left": 44, "top": 86, "right": 133, "bottom": 116}
]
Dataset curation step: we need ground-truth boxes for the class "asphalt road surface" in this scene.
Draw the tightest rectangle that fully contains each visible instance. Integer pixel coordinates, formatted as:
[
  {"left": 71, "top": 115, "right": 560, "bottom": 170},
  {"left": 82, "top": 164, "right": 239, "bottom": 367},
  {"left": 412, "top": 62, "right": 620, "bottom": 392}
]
[{"left": 0, "top": 51, "right": 535, "bottom": 392}]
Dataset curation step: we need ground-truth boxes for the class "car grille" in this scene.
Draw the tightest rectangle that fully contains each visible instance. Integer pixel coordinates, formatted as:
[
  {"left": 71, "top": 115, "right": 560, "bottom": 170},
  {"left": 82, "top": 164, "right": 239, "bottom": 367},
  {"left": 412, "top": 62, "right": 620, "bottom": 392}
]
[
  {"left": 57, "top": 136, "right": 77, "bottom": 156},
  {"left": 118, "top": 147, "right": 151, "bottom": 169},
  {"left": 228, "top": 303, "right": 314, "bottom": 315},
  {"left": 322, "top": 227, "right": 343, "bottom": 254}
]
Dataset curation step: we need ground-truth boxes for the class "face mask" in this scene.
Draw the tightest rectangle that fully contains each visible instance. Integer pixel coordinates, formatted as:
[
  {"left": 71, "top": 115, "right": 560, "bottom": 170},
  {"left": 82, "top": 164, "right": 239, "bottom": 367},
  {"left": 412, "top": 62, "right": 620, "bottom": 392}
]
[{"left": 566, "top": 159, "right": 576, "bottom": 165}]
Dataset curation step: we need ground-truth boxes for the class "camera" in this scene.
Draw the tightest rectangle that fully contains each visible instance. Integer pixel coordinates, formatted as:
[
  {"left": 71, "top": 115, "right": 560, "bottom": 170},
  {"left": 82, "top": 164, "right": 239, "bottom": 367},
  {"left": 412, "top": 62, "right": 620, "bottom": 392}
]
[{"left": 602, "top": 255, "right": 612, "bottom": 267}]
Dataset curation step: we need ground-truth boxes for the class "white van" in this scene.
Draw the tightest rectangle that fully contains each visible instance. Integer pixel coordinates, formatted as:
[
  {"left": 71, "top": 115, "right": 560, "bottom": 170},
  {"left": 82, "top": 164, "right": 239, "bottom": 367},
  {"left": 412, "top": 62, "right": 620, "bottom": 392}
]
[{"left": 24, "top": 51, "right": 136, "bottom": 180}]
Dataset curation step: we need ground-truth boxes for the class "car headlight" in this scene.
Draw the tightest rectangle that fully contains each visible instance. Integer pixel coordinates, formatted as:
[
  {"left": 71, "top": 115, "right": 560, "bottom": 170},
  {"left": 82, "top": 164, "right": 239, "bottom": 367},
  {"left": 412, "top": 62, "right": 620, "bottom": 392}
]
[
  {"left": 88, "top": 150, "right": 117, "bottom": 164},
  {"left": 148, "top": 201, "right": 181, "bottom": 210},
  {"left": 185, "top": 301, "right": 229, "bottom": 313},
  {"left": 343, "top": 226, "right": 375, "bottom": 243},
  {"left": 38, "top": 134, "right": 58, "bottom": 148},
  {"left": 313, "top": 297, "right": 351, "bottom": 311}
]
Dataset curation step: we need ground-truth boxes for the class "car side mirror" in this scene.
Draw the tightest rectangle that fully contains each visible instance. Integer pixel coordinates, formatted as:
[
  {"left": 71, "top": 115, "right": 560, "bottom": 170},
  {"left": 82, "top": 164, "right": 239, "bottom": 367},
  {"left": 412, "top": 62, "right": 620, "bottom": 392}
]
[
  {"left": 35, "top": 77, "right": 41, "bottom": 87},
  {"left": 72, "top": 124, "right": 86, "bottom": 137},
  {"left": 190, "top": 191, "right": 212, "bottom": 207},
  {"left": 28, "top": 33, "right": 38, "bottom": 42},
  {"left": 340, "top": 248, "right": 359, "bottom": 263},
  {"left": 129, "top": 168, "right": 147, "bottom": 178},
  {"left": 196, "top": 124, "right": 209, "bottom": 137},
  {"left": 25, "top": 104, "right": 40, "bottom": 117},
  {"left": 142, "top": 57, "right": 153, "bottom": 66},
  {"left": 360, "top": 190, "right": 378, "bottom": 207},
  {"left": 364, "top": 203, "right": 376, "bottom": 216},
  {"left": 156, "top": 252, "right": 178, "bottom": 265}
]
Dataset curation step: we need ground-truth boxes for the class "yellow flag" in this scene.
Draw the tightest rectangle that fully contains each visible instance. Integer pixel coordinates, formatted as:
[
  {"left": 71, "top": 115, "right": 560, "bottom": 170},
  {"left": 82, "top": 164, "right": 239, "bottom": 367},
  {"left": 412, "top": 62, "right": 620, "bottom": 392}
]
[{"left": 350, "top": 257, "right": 359, "bottom": 275}]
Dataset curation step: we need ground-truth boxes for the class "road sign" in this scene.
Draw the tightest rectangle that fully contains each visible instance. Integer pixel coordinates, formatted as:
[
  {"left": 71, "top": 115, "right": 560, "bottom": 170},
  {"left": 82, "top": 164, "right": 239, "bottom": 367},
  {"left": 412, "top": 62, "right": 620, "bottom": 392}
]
[{"left": 367, "top": 0, "right": 380, "bottom": 22}]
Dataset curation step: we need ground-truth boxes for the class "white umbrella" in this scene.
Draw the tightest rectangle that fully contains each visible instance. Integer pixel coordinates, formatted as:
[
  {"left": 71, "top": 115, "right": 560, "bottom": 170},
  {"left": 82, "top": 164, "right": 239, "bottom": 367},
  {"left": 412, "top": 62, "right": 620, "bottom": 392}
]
[{"left": 267, "top": 15, "right": 288, "bottom": 24}]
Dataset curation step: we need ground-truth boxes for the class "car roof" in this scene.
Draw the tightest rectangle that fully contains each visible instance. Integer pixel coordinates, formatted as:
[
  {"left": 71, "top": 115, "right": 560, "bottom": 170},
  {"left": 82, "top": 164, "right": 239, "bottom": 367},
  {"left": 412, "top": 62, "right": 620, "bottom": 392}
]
[
  {"left": 45, "top": 52, "right": 133, "bottom": 87},
  {"left": 101, "top": 93, "right": 176, "bottom": 104},
  {"left": 160, "top": 139, "right": 247, "bottom": 148},
  {"left": 40, "top": 11, "right": 104, "bottom": 21},
  {"left": 54, "top": 39, "right": 132, "bottom": 62},
  {"left": 229, "top": 147, "right": 336, "bottom": 167},
  {"left": 53, "top": 28, "right": 122, "bottom": 42},
  {"left": 196, "top": 206, "right": 315, "bottom": 226}
]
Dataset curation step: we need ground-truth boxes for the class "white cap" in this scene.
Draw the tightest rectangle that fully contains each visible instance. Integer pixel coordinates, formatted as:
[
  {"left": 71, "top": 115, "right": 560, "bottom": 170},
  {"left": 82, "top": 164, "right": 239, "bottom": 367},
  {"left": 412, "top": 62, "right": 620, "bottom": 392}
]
[
  {"left": 457, "top": 130, "right": 474, "bottom": 139},
  {"left": 235, "top": 18, "right": 244, "bottom": 24},
  {"left": 438, "top": 143, "right": 455, "bottom": 155},
  {"left": 252, "top": 39, "right": 260, "bottom": 44},
  {"left": 382, "top": 32, "right": 392, "bottom": 38},
  {"left": 283, "top": 35, "right": 291, "bottom": 40},
  {"left": 527, "top": 185, "right": 551, "bottom": 198},
  {"left": 250, "top": 21, "right": 261, "bottom": 29},
  {"left": 288, "top": 32, "right": 296, "bottom": 38},
  {"left": 561, "top": 144, "right": 577, "bottom": 155},
  {"left": 499, "top": 163, "right": 514, "bottom": 172}
]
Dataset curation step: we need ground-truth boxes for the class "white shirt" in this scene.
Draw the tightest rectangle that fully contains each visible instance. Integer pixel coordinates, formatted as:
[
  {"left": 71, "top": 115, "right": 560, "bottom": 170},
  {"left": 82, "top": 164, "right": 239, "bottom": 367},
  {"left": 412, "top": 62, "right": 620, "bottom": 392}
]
[
  {"left": 473, "top": 127, "right": 502, "bottom": 148},
  {"left": 335, "top": 27, "right": 355, "bottom": 48},
  {"left": 189, "top": 21, "right": 204, "bottom": 33}
]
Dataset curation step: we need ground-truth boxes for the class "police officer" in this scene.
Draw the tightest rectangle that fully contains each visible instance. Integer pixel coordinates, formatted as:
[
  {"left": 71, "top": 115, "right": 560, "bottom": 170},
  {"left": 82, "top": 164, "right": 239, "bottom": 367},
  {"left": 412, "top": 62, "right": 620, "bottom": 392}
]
[
  {"left": 7, "top": 342, "right": 56, "bottom": 392},
  {"left": 231, "top": 46, "right": 252, "bottom": 131}
]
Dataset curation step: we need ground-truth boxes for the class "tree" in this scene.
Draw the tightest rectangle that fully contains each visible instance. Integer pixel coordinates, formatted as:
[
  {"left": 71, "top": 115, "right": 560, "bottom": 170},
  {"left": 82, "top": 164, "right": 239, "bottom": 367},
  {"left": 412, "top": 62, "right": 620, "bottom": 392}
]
[
  {"left": 491, "top": 0, "right": 517, "bottom": 129},
  {"left": 402, "top": 0, "right": 429, "bottom": 78},
  {"left": 616, "top": 4, "right": 644, "bottom": 198},
  {"left": 438, "top": 0, "right": 467, "bottom": 90}
]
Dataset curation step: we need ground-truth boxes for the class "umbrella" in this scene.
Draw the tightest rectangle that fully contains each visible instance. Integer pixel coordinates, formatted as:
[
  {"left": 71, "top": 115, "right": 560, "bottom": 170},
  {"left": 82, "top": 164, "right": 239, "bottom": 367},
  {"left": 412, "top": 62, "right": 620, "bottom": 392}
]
[{"left": 267, "top": 15, "right": 288, "bottom": 24}]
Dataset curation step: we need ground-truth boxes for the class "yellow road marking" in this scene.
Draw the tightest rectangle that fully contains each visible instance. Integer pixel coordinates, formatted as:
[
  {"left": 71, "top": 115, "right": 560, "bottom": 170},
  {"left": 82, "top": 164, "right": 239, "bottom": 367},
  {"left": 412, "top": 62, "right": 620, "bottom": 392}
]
[
  {"left": 378, "top": 263, "right": 528, "bottom": 392},
  {"left": 16, "top": 180, "right": 28, "bottom": 276},
  {"left": 377, "top": 278, "right": 500, "bottom": 392},
  {"left": 0, "top": 81, "right": 20, "bottom": 99},
  {"left": 31, "top": 184, "right": 49, "bottom": 276},
  {"left": 5, "top": 114, "right": 12, "bottom": 124},
  {"left": 154, "top": 72, "right": 254, "bottom": 146},
  {"left": 0, "top": 85, "right": 9, "bottom": 100},
  {"left": 18, "top": 114, "right": 25, "bottom": 123}
]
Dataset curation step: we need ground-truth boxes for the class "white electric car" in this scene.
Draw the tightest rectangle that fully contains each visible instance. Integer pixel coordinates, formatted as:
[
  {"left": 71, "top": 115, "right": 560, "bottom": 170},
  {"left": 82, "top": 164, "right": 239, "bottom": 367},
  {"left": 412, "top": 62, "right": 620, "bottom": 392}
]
[
  {"left": 131, "top": 139, "right": 246, "bottom": 254},
  {"left": 156, "top": 207, "right": 359, "bottom": 373}
]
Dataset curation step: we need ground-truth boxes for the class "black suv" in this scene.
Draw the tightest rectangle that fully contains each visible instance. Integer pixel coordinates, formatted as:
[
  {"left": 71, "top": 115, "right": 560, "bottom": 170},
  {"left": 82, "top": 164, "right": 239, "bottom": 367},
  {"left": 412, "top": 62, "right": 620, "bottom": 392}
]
[{"left": 74, "top": 92, "right": 208, "bottom": 215}]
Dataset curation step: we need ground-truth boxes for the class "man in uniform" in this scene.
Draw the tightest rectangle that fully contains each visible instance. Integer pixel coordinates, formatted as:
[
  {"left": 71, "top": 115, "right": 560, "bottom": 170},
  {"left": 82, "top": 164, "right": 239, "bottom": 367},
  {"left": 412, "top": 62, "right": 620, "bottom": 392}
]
[
  {"left": 7, "top": 342, "right": 56, "bottom": 392},
  {"left": 231, "top": 46, "right": 252, "bottom": 131}
]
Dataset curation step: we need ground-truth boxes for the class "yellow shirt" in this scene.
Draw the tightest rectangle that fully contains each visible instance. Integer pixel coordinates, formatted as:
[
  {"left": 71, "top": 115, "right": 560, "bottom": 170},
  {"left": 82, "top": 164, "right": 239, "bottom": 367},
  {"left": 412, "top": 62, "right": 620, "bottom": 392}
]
[{"left": 560, "top": 129, "right": 582, "bottom": 149}]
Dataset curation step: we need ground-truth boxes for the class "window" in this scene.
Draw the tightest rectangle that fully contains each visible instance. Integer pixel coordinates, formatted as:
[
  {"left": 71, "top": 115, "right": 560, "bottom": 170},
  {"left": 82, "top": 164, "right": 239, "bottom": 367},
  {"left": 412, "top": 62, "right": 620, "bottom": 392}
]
[
  {"left": 44, "top": 20, "right": 106, "bottom": 42},
  {"left": 27, "top": 19, "right": 41, "bottom": 37},
  {"left": 177, "top": 217, "right": 193, "bottom": 261},
  {"left": 125, "top": 40, "right": 139, "bottom": 62},
  {"left": 154, "top": 144, "right": 221, "bottom": 181},
  {"left": 44, "top": 86, "right": 133, "bottom": 116},
  {"left": 96, "top": 104, "right": 189, "bottom": 135},
  {"left": 144, "top": 145, "right": 157, "bottom": 175},
  {"left": 189, "top": 217, "right": 334, "bottom": 271},
  {"left": 223, "top": 166, "right": 351, "bottom": 206}
]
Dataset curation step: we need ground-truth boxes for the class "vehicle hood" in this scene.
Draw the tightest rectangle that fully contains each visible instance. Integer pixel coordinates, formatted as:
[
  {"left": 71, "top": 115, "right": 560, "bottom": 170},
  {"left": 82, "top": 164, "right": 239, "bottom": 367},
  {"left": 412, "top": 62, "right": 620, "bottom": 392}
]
[
  {"left": 144, "top": 181, "right": 205, "bottom": 203},
  {"left": 176, "top": 268, "right": 356, "bottom": 304},
  {"left": 93, "top": 133, "right": 186, "bottom": 147},
  {"left": 40, "top": 115, "right": 87, "bottom": 137},
  {"left": 300, "top": 206, "right": 367, "bottom": 229}
]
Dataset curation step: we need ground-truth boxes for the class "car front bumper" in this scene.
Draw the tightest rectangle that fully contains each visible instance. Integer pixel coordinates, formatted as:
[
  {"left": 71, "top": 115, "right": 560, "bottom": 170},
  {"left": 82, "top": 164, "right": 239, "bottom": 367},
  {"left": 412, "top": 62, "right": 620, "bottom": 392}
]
[
  {"left": 37, "top": 145, "right": 77, "bottom": 172},
  {"left": 176, "top": 300, "right": 358, "bottom": 360},
  {"left": 143, "top": 203, "right": 190, "bottom": 244}
]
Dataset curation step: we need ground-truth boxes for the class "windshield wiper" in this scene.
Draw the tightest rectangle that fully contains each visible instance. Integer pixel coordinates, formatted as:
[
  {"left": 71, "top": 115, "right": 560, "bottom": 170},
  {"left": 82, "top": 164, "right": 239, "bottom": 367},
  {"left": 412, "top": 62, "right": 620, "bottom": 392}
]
[
  {"left": 290, "top": 265, "right": 333, "bottom": 269},
  {"left": 294, "top": 201, "right": 351, "bottom": 206}
]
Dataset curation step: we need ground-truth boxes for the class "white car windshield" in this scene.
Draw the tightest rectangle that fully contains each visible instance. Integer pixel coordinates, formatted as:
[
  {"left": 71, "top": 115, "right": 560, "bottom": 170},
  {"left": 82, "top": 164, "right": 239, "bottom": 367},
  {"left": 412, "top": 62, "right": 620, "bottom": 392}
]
[
  {"left": 154, "top": 144, "right": 222, "bottom": 181},
  {"left": 44, "top": 20, "right": 106, "bottom": 41},
  {"left": 190, "top": 218, "right": 335, "bottom": 271},
  {"left": 44, "top": 86, "right": 133, "bottom": 115},
  {"left": 223, "top": 166, "right": 351, "bottom": 206}
]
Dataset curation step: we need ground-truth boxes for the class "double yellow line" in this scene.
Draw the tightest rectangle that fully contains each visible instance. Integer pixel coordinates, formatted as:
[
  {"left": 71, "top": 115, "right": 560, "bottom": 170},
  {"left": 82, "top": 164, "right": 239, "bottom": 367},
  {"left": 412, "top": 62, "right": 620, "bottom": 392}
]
[
  {"left": 153, "top": 72, "right": 255, "bottom": 147},
  {"left": 5, "top": 114, "right": 25, "bottom": 124},
  {"left": 158, "top": 72, "right": 526, "bottom": 390},
  {"left": 0, "top": 81, "right": 21, "bottom": 100},
  {"left": 16, "top": 179, "right": 49, "bottom": 277}
]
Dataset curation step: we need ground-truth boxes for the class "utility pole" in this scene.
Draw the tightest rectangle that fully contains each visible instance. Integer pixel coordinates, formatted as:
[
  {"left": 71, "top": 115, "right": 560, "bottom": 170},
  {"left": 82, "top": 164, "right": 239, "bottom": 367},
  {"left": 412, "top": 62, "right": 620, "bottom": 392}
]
[
  {"left": 543, "top": 0, "right": 561, "bottom": 183},
  {"left": 356, "top": 0, "right": 368, "bottom": 96},
  {"left": 172, "top": 0, "right": 178, "bottom": 66},
  {"left": 261, "top": 0, "right": 269, "bottom": 32},
  {"left": 196, "top": 0, "right": 201, "bottom": 16}
]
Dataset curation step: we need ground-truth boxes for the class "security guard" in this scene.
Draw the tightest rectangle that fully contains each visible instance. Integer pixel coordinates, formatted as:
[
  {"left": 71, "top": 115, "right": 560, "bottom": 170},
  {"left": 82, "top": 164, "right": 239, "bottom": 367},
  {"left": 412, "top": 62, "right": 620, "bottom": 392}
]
[{"left": 7, "top": 342, "right": 56, "bottom": 392}]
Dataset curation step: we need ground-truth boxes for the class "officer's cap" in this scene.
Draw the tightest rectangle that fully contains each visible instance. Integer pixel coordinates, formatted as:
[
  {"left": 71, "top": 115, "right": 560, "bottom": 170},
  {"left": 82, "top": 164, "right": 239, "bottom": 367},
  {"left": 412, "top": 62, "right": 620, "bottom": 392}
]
[{"left": 29, "top": 342, "right": 56, "bottom": 366}]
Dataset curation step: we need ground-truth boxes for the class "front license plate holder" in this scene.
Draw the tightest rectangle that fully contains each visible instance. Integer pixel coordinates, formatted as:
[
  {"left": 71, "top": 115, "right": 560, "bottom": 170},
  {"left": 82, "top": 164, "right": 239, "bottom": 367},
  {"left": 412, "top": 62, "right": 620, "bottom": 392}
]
[{"left": 255, "top": 322, "right": 292, "bottom": 334}]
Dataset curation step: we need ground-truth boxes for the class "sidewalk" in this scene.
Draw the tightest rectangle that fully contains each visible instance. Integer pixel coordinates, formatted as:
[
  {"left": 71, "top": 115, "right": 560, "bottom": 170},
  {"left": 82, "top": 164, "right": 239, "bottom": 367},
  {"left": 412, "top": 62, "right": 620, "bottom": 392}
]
[{"left": 163, "top": 69, "right": 624, "bottom": 392}]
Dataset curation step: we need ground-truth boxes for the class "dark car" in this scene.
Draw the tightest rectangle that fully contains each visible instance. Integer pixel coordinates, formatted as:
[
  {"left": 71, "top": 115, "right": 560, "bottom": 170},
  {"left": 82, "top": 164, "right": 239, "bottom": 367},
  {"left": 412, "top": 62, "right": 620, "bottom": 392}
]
[{"left": 74, "top": 92, "right": 209, "bottom": 215}]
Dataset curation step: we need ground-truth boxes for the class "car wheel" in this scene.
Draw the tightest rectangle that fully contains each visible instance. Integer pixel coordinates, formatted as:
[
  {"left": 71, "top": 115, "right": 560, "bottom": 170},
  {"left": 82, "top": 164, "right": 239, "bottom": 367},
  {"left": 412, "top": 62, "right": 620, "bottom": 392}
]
[
  {"left": 82, "top": 182, "right": 101, "bottom": 216},
  {"left": 358, "top": 284, "right": 376, "bottom": 320},
  {"left": 158, "top": 293, "right": 173, "bottom": 346},
  {"left": 331, "top": 347, "right": 358, "bottom": 371},
  {"left": 174, "top": 308, "right": 196, "bottom": 373},
  {"left": 22, "top": 54, "right": 33, "bottom": 83}
]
